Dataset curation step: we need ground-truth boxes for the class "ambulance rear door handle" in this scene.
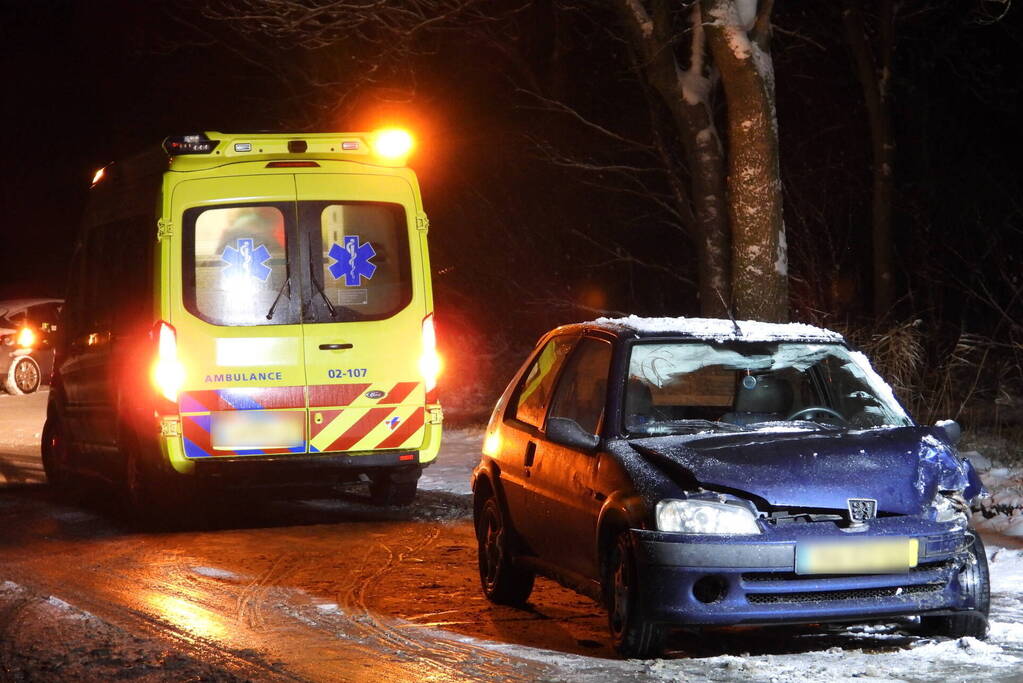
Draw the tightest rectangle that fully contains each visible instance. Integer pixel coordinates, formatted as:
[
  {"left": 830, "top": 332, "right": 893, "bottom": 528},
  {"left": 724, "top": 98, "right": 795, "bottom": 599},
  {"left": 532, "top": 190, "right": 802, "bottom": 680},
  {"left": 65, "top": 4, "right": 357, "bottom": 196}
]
[{"left": 319, "top": 343, "right": 354, "bottom": 350}]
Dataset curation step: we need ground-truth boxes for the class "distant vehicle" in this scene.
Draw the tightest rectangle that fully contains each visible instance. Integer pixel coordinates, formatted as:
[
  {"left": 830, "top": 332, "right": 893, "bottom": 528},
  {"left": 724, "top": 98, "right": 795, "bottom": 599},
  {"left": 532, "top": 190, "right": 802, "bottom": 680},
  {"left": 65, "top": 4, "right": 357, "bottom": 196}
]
[
  {"left": 44, "top": 131, "right": 441, "bottom": 515},
  {"left": 473, "top": 316, "right": 989, "bottom": 658},
  {"left": 0, "top": 298, "right": 63, "bottom": 395}
]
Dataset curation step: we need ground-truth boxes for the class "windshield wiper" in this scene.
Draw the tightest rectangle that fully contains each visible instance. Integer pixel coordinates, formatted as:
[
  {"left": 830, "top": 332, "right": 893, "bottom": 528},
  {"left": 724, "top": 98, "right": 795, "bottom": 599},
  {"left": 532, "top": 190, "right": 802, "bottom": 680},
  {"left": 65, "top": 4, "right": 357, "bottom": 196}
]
[
  {"left": 776, "top": 419, "right": 844, "bottom": 432},
  {"left": 673, "top": 419, "right": 745, "bottom": 433},
  {"left": 308, "top": 241, "right": 338, "bottom": 320},
  {"left": 265, "top": 276, "right": 291, "bottom": 320}
]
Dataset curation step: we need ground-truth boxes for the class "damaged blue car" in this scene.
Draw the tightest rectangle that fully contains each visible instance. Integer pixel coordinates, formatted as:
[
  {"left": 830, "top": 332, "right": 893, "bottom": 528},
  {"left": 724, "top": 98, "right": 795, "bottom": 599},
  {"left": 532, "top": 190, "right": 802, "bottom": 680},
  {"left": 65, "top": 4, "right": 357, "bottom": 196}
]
[{"left": 472, "top": 316, "right": 988, "bottom": 658}]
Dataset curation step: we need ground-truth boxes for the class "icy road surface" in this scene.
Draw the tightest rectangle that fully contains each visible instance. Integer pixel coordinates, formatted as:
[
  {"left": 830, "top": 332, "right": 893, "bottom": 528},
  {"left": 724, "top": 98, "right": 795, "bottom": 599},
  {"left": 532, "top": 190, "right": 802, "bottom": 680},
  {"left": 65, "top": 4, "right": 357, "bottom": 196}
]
[{"left": 2, "top": 392, "right": 1023, "bottom": 681}]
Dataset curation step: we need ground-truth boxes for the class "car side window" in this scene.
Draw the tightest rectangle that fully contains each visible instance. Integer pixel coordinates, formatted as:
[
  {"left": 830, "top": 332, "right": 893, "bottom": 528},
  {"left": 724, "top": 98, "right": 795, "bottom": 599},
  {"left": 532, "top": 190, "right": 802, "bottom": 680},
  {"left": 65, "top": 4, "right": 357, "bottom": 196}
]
[
  {"left": 548, "top": 337, "right": 613, "bottom": 435},
  {"left": 513, "top": 336, "right": 575, "bottom": 428}
]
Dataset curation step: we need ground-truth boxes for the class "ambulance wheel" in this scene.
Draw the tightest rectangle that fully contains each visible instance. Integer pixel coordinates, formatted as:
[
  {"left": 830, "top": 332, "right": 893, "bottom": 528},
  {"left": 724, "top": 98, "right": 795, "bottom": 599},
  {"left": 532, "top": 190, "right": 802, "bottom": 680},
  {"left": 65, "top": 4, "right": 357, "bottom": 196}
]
[
  {"left": 41, "top": 415, "right": 73, "bottom": 493},
  {"left": 121, "top": 430, "right": 181, "bottom": 527},
  {"left": 4, "top": 356, "right": 41, "bottom": 395},
  {"left": 369, "top": 475, "right": 418, "bottom": 506},
  {"left": 920, "top": 533, "right": 990, "bottom": 639}
]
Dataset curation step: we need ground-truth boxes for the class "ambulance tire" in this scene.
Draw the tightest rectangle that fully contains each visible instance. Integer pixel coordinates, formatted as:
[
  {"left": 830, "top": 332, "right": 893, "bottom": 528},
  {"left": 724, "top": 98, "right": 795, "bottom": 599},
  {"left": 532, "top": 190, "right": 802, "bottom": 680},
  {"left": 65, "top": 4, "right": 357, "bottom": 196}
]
[
  {"left": 369, "top": 476, "right": 418, "bottom": 506},
  {"left": 121, "top": 430, "right": 187, "bottom": 529},
  {"left": 41, "top": 414, "right": 74, "bottom": 495}
]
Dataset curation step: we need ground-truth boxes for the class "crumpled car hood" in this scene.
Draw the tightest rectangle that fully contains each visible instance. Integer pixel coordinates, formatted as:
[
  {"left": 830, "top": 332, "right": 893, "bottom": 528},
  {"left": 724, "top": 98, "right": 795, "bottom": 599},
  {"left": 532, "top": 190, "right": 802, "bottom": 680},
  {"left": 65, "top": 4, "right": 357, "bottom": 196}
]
[{"left": 629, "top": 426, "right": 983, "bottom": 515}]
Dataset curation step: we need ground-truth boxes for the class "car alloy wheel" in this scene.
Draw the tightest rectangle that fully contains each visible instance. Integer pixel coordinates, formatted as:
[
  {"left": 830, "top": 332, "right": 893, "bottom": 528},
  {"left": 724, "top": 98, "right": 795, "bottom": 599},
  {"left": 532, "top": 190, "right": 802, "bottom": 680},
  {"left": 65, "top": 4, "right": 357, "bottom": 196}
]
[
  {"left": 606, "top": 532, "right": 665, "bottom": 658},
  {"left": 475, "top": 496, "right": 534, "bottom": 605},
  {"left": 5, "top": 356, "right": 41, "bottom": 395}
]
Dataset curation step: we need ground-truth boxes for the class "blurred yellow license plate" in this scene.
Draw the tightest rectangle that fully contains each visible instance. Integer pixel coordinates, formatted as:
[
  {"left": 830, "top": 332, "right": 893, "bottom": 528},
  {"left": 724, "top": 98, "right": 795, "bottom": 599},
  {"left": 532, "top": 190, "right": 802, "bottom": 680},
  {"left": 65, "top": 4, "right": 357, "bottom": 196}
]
[
  {"left": 796, "top": 537, "right": 919, "bottom": 575},
  {"left": 211, "top": 410, "right": 305, "bottom": 450}
]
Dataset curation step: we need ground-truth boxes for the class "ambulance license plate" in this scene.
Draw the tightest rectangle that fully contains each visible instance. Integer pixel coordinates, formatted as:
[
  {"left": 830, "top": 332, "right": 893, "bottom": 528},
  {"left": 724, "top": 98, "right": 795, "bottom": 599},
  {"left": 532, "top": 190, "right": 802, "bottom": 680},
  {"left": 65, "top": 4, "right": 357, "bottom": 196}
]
[
  {"left": 211, "top": 410, "right": 305, "bottom": 450},
  {"left": 795, "top": 537, "right": 919, "bottom": 575}
]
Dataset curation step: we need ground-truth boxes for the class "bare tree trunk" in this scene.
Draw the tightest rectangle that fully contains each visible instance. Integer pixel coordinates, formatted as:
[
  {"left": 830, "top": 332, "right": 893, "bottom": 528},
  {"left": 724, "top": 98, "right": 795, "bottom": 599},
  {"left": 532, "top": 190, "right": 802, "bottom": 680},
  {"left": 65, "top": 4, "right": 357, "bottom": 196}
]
[
  {"left": 702, "top": 0, "right": 788, "bottom": 322},
  {"left": 616, "top": 0, "right": 731, "bottom": 317},
  {"left": 843, "top": 0, "right": 896, "bottom": 318}
]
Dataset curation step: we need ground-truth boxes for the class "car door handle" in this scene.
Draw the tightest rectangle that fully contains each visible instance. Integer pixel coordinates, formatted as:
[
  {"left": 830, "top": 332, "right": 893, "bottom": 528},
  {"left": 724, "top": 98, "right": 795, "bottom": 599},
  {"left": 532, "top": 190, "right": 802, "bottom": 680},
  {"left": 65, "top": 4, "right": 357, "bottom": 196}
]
[
  {"left": 319, "top": 343, "right": 354, "bottom": 350},
  {"left": 524, "top": 441, "right": 536, "bottom": 468}
]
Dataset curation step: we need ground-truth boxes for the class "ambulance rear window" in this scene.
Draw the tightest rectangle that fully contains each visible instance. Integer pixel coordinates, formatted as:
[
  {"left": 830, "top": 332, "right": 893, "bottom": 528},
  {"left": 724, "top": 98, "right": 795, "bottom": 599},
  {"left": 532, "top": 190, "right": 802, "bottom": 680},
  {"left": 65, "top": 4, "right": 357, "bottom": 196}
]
[
  {"left": 185, "top": 205, "right": 295, "bottom": 326},
  {"left": 312, "top": 202, "right": 412, "bottom": 322}
]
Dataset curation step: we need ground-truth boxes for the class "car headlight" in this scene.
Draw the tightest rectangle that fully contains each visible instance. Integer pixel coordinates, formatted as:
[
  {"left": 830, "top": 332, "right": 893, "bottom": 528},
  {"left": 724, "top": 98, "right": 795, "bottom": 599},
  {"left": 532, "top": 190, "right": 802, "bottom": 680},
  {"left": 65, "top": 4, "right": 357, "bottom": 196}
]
[
  {"left": 655, "top": 499, "right": 761, "bottom": 534},
  {"left": 932, "top": 491, "right": 968, "bottom": 525}
]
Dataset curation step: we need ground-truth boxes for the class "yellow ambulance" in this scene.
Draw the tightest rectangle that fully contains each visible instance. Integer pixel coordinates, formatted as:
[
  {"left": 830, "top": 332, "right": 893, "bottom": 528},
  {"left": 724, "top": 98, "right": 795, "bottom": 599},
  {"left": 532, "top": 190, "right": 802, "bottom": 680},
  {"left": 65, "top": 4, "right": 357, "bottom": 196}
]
[{"left": 43, "top": 130, "right": 442, "bottom": 512}]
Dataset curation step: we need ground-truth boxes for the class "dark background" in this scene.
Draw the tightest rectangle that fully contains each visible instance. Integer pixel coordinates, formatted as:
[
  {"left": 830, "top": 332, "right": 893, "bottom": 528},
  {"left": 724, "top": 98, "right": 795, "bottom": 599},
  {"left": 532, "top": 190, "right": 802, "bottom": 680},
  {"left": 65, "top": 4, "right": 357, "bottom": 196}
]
[{"left": 2, "top": 0, "right": 1020, "bottom": 417}]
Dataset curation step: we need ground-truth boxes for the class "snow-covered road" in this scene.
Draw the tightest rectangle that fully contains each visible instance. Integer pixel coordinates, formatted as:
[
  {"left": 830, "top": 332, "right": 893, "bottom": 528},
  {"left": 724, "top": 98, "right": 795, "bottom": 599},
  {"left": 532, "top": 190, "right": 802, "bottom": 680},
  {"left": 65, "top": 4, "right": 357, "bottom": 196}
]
[{"left": 1, "top": 392, "right": 1022, "bottom": 681}]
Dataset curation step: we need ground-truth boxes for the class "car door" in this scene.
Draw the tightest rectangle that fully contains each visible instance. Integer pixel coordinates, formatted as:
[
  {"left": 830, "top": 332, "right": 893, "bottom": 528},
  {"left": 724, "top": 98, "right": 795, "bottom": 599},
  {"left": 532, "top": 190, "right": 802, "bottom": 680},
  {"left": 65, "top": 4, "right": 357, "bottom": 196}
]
[
  {"left": 529, "top": 335, "right": 614, "bottom": 578},
  {"left": 498, "top": 334, "right": 577, "bottom": 553}
]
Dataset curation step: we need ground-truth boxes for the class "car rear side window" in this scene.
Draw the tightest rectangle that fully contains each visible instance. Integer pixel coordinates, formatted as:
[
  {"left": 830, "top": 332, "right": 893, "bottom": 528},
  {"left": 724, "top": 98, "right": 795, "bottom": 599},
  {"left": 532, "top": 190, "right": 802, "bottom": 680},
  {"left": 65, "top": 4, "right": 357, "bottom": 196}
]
[
  {"left": 513, "top": 335, "right": 575, "bottom": 428},
  {"left": 184, "top": 204, "right": 297, "bottom": 326},
  {"left": 548, "top": 337, "right": 613, "bottom": 435},
  {"left": 309, "top": 202, "right": 412, "bottom": 322}
]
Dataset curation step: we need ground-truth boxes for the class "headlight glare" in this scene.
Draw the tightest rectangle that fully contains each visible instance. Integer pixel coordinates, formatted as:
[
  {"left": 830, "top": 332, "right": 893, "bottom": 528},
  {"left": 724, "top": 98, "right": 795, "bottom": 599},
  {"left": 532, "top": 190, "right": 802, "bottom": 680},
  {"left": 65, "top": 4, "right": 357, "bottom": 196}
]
[{"left": 656, "top": 499, "right": 761, "bottom": 534}]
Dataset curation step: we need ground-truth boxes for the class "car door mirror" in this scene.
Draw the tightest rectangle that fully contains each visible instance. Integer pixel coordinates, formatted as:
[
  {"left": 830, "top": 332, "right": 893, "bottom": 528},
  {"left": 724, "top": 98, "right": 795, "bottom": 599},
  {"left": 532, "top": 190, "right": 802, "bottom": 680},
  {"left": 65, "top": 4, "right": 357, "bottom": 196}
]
[
  {"left": 547, "top": 417, "right": 599, "bottom": 452},
  {"left": 935, "top": 419, "right": 962, "bottom": 445}
]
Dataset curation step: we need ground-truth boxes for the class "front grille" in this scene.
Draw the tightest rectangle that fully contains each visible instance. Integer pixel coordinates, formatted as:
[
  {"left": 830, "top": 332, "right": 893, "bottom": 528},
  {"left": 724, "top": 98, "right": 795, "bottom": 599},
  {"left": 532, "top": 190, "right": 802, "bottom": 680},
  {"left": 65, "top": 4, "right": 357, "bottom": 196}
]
[
  {"left": 747, "top": 582, "right": 943, "bottom": 605},
  {"left": 741, "top": 559, "right": 957, "bottom": 583}
]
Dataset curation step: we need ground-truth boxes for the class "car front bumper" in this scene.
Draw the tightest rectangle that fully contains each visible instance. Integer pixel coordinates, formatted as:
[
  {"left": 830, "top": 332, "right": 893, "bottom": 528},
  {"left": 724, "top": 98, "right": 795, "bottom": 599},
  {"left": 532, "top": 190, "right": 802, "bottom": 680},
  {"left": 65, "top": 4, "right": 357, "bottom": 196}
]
[{"left": 631, "top": 517, "right": 978, "bottom": 627}]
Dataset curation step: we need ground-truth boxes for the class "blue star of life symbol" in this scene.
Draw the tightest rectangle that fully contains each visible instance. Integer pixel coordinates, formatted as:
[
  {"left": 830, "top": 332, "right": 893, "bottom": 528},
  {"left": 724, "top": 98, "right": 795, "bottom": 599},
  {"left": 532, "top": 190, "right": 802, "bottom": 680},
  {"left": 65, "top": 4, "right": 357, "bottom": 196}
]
[
  {"left": 328, "top": 235, "right": 377, "bottom": 287},
  {"left": 221, "top": 238, "right": 272, "bottom": 282}
]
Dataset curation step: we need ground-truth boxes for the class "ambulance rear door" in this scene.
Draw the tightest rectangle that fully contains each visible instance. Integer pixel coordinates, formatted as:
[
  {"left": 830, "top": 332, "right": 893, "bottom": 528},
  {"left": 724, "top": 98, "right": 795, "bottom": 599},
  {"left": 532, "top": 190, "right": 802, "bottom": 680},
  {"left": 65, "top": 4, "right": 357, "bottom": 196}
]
[
  {"left": 172, "top": 175, "right": 310, "bottom": 458},
  {"left": 295, "top": 173, "right": 428, "bottom": 457}
]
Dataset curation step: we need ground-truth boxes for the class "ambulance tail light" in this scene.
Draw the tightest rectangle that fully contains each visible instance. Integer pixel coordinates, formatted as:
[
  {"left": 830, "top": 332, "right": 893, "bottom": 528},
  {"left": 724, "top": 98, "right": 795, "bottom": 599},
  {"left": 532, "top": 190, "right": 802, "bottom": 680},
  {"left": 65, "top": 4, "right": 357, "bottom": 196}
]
[
  {"left": 419, "top": 314, "right": 441, "bottom": 402},
  {"left": 151, "top": 321, "right": 185, "bottom": 404}
]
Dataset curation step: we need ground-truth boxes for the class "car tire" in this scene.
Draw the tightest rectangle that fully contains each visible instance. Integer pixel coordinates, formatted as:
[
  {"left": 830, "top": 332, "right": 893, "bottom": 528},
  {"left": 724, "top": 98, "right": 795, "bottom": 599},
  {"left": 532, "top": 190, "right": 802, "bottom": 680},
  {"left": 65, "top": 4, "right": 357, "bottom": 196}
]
[
  {"left": 605, "top": 532, "right": 665, "bottom": 659},
  {"left": 41, "top": 415, "right": 73, "bottom": 493},
  {"left": 368, "top": 475, "right": 418, "bottom": 506},
  {"left": 920, "top": 532, "right": 990, "bottom": 639},
  {"left": 475, "top": 496, "right": 534, "bottom": 605},
  {"left": 4, "top": 356, "right": 41, "bottom": 395}
]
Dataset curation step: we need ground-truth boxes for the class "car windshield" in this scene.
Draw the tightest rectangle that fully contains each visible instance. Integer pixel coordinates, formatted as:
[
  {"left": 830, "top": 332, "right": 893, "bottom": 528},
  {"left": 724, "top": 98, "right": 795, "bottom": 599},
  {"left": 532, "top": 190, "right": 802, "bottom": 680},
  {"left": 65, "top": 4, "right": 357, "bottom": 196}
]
[{"left": 623, "top": 341, "right": 912, "bottom": 437}]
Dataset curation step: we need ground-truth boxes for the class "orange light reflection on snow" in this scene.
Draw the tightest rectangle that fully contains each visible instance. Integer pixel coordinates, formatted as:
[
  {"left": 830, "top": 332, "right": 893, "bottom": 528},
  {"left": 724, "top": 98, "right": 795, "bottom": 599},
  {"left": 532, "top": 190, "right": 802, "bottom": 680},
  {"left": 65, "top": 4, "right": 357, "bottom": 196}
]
[{"left": 145, "top": 592, "right": 228, "bottom": 640}]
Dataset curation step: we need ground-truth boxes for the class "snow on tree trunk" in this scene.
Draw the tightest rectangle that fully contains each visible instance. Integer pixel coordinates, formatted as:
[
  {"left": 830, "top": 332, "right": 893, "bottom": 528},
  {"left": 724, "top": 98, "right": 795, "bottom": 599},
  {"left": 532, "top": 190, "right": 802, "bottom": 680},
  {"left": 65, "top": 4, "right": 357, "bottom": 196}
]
[
  {"left": 702, "top": 0, "right": 788, "bottom": 323},
  {"left": 616, "top": 0, "right": 731, "bottom": 318}
]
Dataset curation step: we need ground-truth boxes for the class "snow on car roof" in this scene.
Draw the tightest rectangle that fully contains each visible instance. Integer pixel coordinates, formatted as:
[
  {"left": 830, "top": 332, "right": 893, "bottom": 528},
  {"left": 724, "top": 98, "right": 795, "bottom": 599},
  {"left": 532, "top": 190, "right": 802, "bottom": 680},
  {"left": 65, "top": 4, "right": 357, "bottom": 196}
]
[{"left": 591, "top": 315, "right": 845, "bottom": 342}]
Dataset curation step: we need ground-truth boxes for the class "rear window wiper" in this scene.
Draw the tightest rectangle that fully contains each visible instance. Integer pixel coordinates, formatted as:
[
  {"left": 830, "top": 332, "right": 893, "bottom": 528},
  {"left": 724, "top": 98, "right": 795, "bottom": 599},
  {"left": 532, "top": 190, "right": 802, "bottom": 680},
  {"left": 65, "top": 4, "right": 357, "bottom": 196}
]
[
  {"left": 308, "top": 241, "right": 338, "bottom": 320},
  {"left": 265, "top": 275, "right": 291, "bottom": 320}
]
